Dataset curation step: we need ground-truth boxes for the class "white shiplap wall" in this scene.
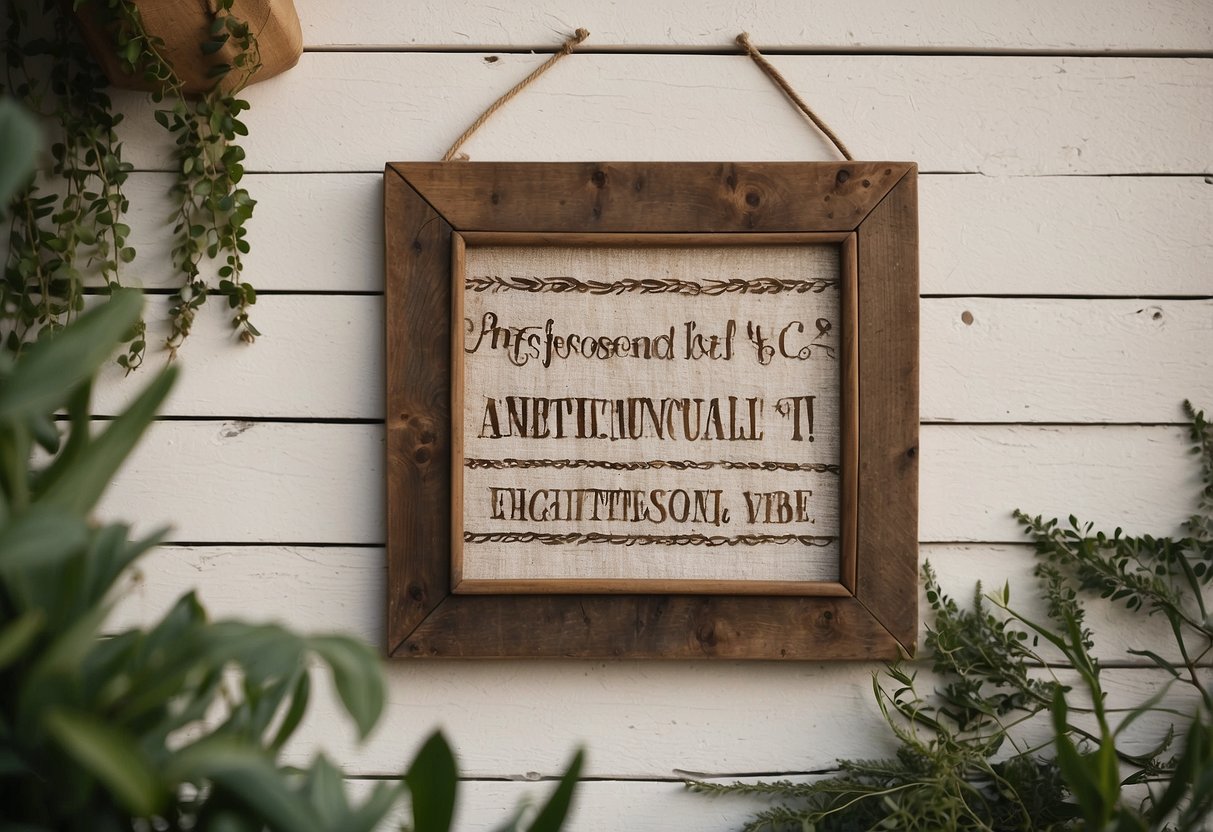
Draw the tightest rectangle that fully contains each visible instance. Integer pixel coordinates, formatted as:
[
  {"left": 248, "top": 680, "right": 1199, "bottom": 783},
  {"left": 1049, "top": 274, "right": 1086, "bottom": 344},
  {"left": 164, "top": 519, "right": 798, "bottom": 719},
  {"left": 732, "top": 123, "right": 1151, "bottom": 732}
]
[{"left": 103, "top": 2, "right": 1213, "bottom": 829}]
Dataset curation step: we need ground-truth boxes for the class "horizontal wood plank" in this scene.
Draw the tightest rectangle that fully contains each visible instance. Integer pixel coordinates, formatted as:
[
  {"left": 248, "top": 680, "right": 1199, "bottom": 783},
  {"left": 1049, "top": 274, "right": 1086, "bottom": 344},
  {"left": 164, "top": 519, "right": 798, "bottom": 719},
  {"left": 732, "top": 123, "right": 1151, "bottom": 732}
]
[
  {"left": 30, "top": 174, "right": 1207, "bottom": 296},
  {"left": 107, "top": 55, "right": 1213, "bottom": 174},
  {"left": 921, "top": 298, "right": 1213, "bottom": 423},
  {"left": 93, "top": 295, "right": 383, "bottom": 419},
  {"left": 276, "top": 662, "right": 1197, "bottom": 777},
  {"left": 88, "top": 297, "right": 1213, "bottom": 423},
  {"left": 342, "top": 775, "right": 820, "bottom": 832},
  {"left": 106, "top": 543, "right": 1192, "bottom": 664},
  {"left": 293, "top": 0, "right": 1213, "bottom": 53},
  {"left": 919, "top": 425, "right": 1200, "bottom": 542},
  {"left": 341, "top": 773, "right": 1155, "bottom": 832},
  {"left": 98, "top": 423, "right": 1202, "bottom": 544},
  {"left": 920, "top": 175, "right": 1213, "bottom": 297},
  {"left": 109, "top": 546, "right": 385, "bottom": 640}
]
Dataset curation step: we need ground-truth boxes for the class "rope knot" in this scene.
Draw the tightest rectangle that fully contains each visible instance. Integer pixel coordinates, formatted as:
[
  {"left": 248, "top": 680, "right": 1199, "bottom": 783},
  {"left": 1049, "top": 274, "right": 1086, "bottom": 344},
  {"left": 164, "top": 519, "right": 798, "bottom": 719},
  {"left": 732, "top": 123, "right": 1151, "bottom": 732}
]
[{"left": 562, "top": 28, "right": 590, "bottom": 54}]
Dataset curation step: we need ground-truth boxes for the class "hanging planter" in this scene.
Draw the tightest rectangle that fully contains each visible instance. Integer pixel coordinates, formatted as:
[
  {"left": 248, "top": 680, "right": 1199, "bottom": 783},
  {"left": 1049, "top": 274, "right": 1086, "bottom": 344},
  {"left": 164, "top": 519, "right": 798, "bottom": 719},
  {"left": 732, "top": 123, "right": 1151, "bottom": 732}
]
[
  {"left": 2, "top": 0, "right": 301, "bottom": 368},
  {"left": 74, "top": 0, "right": 303, "bottom": 94}
]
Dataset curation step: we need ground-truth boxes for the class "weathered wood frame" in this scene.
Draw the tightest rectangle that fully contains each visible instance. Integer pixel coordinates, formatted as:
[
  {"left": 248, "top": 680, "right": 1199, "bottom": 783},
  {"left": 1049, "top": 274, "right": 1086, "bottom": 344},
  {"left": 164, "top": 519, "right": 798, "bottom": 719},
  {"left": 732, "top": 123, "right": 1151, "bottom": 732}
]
[{"left": 385, "top": 161, "right": 918, "bottom": 660}]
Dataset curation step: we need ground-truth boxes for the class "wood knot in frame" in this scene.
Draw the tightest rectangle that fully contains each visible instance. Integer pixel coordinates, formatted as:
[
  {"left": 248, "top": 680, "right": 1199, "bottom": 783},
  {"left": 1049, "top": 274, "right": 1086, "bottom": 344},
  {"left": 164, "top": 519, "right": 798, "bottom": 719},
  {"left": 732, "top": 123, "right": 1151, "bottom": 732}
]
[
  {"left": 813, "top": 605, "right": 838, "bottom": 636},
  {"left": 731, "top": 184, "right": 770, "bottom": 223},
  {"left": 396, "top": 414, "right": 441, "bottom": 468}
]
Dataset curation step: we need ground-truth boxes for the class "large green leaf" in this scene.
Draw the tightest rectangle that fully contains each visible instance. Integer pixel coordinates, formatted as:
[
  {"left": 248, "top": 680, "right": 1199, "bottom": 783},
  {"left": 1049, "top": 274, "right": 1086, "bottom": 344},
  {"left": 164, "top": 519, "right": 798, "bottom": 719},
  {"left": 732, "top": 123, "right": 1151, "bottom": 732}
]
[
  {"left": 44, "top": 709, "right": 164, "bottom": 817},
  {"left": 0, "top": 507, "right": 91, "bottom": 627},
  {"left": 34, "top": 380, "right": 95, "bottom": 497},
  {"left": 203, "top": 621, "right": 305, "bottom": 684},
  {"left": 525, "top": 749, "right": 584, "bottom": 832},
  {"left": 242, "top": 672, "right": 303, "bottom": 745},
  {"left": 36, "top": 364, "right": 176, "bottom": 514},
  {"left": 16, "top": 600, "right": 110, "bottom": 734},
  {"left": 109, "top": 595, "right": 213, "bottom": 722},
  {"left": 81, "top": 523, "right": 167, "bottom": 614},
  {"left": 406, "top": 731, "right": 458, "bottom": 832},
  {"left": 0, "top": 421, "right": 32, "bottom": 512},
  {"left": 0, "top": 290, "right": 144, "bottom": 423},
  {"left": 0, "top": 97, "right": 41, "bottom": 211},
  {"left": 345, "top": 781, "right": 406, "bottom": 832},
  {"left": 304, "top": 754, "right": 351, "bottom": 828},
  {"left": 268, "top": 668, "right": 311, "bottom": 752},
  {"left": 192, "top": 812, "right": 262, "bottom": 832},
  {"left": 168, "top": 738, "right": 323, "bottom": 832},
  {"left": 0, "top": 505, "right": 88, "bottom": 571},
  {"left": 1049, "top": 690, "right": 1107, "bottom": 827},
  {"left": 0, "top": 821, "right": 57, "bottom": 832},
  {"left": 307, "top": 635, "right": 385, "bottom": 739},
  {"left": 0, "top": 611, "right": 43, "bottom": 669}
]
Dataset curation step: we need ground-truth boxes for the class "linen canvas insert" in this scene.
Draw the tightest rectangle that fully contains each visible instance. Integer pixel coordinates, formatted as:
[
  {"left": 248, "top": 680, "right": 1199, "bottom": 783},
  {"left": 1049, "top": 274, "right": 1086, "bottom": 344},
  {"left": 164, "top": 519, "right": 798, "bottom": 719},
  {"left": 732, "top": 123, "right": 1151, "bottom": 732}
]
[{"left": 457, "top": 243, "right": 845, "bottom": 587}]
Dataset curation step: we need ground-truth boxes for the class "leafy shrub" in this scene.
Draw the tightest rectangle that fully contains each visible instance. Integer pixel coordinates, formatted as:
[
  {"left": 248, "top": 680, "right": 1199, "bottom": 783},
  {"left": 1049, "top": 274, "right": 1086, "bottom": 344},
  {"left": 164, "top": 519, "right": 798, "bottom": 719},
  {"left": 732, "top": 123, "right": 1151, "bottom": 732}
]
[
  {"left": 0, "top": 290, "right": 582, "bottom": 829},
  {"left": 691, "top": 406, "right": 1213, "bottom": 831}
]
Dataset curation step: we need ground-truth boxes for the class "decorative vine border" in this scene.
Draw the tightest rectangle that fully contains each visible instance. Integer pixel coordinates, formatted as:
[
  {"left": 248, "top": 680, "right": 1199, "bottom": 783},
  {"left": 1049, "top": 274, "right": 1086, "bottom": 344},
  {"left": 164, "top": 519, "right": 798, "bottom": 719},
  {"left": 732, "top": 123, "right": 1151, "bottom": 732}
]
[
  {"left": 463, "top": 458, "right": 841, "bottom": 473},
  {"left": 463, "top": 531, "right": 837, "bottom": 547},
  {"left": 465, "top": 274, "right": 838, "bottom": 295}
]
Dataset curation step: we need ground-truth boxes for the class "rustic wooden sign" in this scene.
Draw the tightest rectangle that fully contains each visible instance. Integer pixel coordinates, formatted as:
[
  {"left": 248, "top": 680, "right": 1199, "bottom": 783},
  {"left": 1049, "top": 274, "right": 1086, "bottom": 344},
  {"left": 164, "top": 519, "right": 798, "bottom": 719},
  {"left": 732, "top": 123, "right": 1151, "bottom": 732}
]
[{"left": 385, "top": 162, "right": 918, "bottom": 660}]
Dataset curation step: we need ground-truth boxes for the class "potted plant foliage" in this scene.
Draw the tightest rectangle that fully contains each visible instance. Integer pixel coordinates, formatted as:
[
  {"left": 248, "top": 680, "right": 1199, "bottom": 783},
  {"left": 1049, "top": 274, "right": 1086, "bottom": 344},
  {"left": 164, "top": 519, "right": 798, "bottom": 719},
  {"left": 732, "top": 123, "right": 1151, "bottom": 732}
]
[
  {"left": 3, "top": 0, "right": 300, "bottom": 366},
  {"left": 0, "top": 102, "right": 584, "bottom": 830}
]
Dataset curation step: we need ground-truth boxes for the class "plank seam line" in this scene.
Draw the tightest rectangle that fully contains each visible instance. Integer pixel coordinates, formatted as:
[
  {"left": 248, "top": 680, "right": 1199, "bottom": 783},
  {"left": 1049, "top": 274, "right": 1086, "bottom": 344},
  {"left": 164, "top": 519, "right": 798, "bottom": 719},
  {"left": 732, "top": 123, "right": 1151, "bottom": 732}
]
[
  {"left": 340, "top": 771, "right": 846, "bottom": 783},
  {"left": 300, "top": 45, "right": 1213, "bottom": 60},
  {"left": 111, "top": 168, "right": 1213, "bottom": 178},
  {"left": 68, "top": 417, "right": 1196, "bottom": 428},
  {"left": 921, "top": 294, "right": 1213, "bottom": 301},
  {"left": 158, "top": 541, "right": 384, "bottom": 549},
  {"left": 155, "top": 540, "right": 1179, "bottom": 551},
  {"left": 72, "top": 288, "right": 1213, "bottom": 302},
  {"left": 76, "top": 288, "right": 386, "bottom": 297},
  {"left": 67, "top": 415, "right": 386, "bottom": 425},
  {"left": 149, "top": 538, "right": 1172, "bottom": 547}
]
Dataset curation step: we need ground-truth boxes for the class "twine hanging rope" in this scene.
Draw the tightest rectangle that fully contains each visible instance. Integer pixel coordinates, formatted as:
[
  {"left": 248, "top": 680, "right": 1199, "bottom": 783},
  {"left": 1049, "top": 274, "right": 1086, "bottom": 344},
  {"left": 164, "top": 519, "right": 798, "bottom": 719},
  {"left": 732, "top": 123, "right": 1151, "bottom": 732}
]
[
  {"left": 442, "top": 28, "right": 591, "bottom": 161},
  {"left": 735, "top": 33, "right": 853, "bottom": 161},
  {"left": 441, "top": 28, "right": 853, "bottom": 162}
]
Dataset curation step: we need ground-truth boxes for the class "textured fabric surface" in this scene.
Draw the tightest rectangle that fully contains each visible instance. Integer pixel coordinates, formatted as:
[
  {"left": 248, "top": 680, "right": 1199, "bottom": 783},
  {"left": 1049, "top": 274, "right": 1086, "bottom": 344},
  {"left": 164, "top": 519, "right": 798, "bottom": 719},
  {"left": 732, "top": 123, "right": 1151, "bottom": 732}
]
[{"left": 459, "top": 244, "right": 843, "bottom": 584}]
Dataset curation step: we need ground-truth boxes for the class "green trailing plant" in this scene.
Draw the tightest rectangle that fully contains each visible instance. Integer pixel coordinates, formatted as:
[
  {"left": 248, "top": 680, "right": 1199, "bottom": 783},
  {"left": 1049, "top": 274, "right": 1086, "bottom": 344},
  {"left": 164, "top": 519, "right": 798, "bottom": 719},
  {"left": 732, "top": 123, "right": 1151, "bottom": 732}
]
[
  {"left": 3, "top": 0, "right": 261, "bottom": 369},
  {"left": 0, "top": 288, "right": 583, "bottom": 832},
  {"left": 2, "top": 2, "right": 138, "bottom": 363},
  {"left": 690, "top": 405, "right": 1213, "bottom": 831},
  {"left": 101, "top": 0, "right": 261, "bottom": 354}
]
